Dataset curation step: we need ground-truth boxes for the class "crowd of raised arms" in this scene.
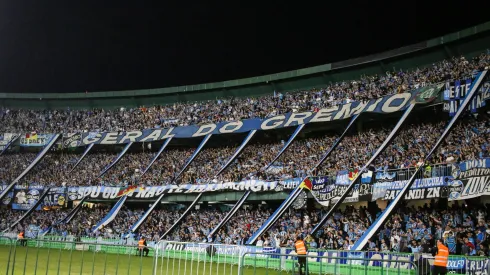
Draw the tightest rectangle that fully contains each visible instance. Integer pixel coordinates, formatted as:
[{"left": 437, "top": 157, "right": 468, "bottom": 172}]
[
  {"left": 0, "top": 53, "right": 489, "bottom": 134},
  {"left": 0, "top": 112, "right": 488, "bottom": 186},
  {"left": 1, "top": 202, "right": 490, "bottom": 256}
]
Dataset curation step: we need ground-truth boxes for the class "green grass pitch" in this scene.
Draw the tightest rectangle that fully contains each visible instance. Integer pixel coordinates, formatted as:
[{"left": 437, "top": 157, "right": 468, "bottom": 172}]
[{"left": 0, "top": 245, "right": 292, "bottom": 275}]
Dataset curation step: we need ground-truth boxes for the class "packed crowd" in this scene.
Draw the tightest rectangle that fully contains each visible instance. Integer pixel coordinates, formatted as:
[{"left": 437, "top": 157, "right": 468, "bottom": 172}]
[
  {"left": 1, "top": 54, "right": 489, "bottom": 134},
  {"left": 1, "top": 110, "right": 489, "bottom": 186},
  {"left": 0, "top": 208, "right": 69, "bottom": 237},
  {"left": 367, "top": 202, "right": 490, "bottom": 256},
  {"left": 48, "top": 204, "right": 110, "bottom": 237},
  {"left": 4, "top": 200, "right": 489, "bottom": 256},
  {"left": 0, "top": 51, "right": 489, "bottom": 186}
]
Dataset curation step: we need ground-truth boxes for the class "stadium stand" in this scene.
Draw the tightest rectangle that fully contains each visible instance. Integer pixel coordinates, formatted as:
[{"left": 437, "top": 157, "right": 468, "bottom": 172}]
[{"left": 2, "top": 30, "right": 490, "bottom": 263}]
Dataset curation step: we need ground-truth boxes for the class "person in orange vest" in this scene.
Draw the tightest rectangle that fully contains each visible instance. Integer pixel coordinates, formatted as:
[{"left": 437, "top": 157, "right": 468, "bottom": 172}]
[
  {"left": 294, "top": 235, "right": 308, "bottom": 275},
  {"left": 138, "top": 237, "right": 149, "bottom": 257},
  {"left": 17, "top": 231, "right": 26, "bottom": 247},
  {"left": 432, "top": 239, "right": 448, "bottom": 275}
]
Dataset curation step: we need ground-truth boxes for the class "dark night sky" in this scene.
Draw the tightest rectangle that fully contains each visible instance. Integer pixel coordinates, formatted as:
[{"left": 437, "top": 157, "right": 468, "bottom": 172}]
[{"left": 0, "top": 1, "right": 490, "bottom": 94}]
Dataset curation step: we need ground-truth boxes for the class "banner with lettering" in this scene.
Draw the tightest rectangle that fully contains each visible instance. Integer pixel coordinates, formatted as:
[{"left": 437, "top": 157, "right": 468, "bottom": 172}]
[
  {"left": 335, "top": 170, "right": 350, "bottom": 185},
  {"left": 443, "top": 79, "right": 490, "bottom": 116},
  {"left": 43, "top": 187, "right": 67, "bottom": 207},
  {"left": 371, "top": 171, "right": 397, "bottom": 200},
  {"left": 311, "top": 182, "right": 361, "bottom": 204},
  {"left": 466, "top": 258, "right": 489, "bottom": 275},
  {"left": 62, "top": 133, "right": 83, "bottom": 148},
  {"left": 19, "top": 133, "right": 55, "bottom": 147},
  {"left": 36, "top": 85, "right": 437, "bottom": 147},
  {"left": 448, "top": 159, "right": 490, "bottom": 201},
  {"left": 457, "top": 158, "right": 490, "bottom": 171},
  {"left": 376, "top": 177, "right": 450, "bottom": 201},
  {"left": 61, "top": 177, "right": 341, "bottom": 202},
  {"left": 12, "top": 186, "right": 45, "bottom": 210}
]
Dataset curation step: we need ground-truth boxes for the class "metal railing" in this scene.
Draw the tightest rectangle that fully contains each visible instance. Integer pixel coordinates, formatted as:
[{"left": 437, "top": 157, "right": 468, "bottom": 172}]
[
  {"left": 153, "top": 241, "right": 244, "bottom": 275},
  {"left": 387, "top": 163, "right": 452, "bottom": 181},
  {"left": 239, "top": 251, "right": 417, "bottom": 275},
  {"left": 1, "top": 238, "right": 489, "bottom": 275}
]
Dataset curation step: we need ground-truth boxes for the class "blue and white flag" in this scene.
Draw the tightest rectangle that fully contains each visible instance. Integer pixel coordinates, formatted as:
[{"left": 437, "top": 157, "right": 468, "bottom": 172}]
[{"left": 361, "top": 171, "right": 373, "bottom": 183}]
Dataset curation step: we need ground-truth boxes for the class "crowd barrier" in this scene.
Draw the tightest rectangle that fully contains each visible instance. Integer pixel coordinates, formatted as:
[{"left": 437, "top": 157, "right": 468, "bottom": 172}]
[
  {"left": 384, "top": 163, "right": 452, "bottom": 182},
  {"left": 239, "top": 251, "right": 416, "bottom": 275},
  {"left": 154, "top": 241, "right": 490, "bottom": 275},
  {"left": 1, "top": 237, "right": 489, "bottom": 274}
]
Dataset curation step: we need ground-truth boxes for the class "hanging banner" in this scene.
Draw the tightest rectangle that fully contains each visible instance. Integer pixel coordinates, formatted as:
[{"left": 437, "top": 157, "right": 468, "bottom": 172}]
[
  {"left": 65, "top": 180, "right": 282, "bottom": 201},
  {"left": 457, "top": 158, "right": 490, "bottom": 171},
  {"left": 99, "top": 142, "right": 133, "bottom": 177},
  {"left": 265, "top": 124, "right": 305, "bottom": 169},
  {"left": 12, "top": 186, "right": 45, "bottom": 210},
  {"left": 43, "top": 187, "right": 67, "bottom": 207},
  {"left": 19, "top": 133, "right": 55, "bottom": 147},
  {"left": 448, "top": 168, "right": 490, "bottom": 201},
  {"left": 372, "top": 171, "right": 397, "bottom": 200},
  {"left": 443, "top": 79, "right": 490, "bottom": 116},
  {"left": 447, "top": 158, "right": 490, "bottom": 200},
  {"left": 335, "top": 170, "right": 350, "bottom": 185},
  {"left": 311, "top": 181, "right": 359, "bottom": 203},
  {"left": 378, "top": 177, "right": 449, "bottom": 201},
  {"left": 51, "top": 85, "right": 441, "bottom": 147},
  {"left": 466, "top": 258, "right": 489, "bottom": 275},
  {"left": 215, "top": 130, "right": 256, "bottom": 176},
  {"left": 62, "top": 133, "right": 83, "bottom": 148}
]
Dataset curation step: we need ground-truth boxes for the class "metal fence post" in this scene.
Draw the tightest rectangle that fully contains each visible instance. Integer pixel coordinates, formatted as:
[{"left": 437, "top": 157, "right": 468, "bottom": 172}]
[{"left": 0, "top": 236, "right": 14, "bottom": 275}]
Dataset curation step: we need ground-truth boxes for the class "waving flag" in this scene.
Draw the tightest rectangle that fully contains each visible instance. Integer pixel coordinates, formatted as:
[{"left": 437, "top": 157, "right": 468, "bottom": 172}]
[
  {"left": 116, "top": 185, "right": 138, "bottom": 198},
  {"left": 299, "top": 177, "right": 313, "bottom": 191},
  {"left": 348, "top": 168, "right": 359, "bottom": 181},
  {"left": 361, "top": 171, "right": 373, "bottom": 183}
]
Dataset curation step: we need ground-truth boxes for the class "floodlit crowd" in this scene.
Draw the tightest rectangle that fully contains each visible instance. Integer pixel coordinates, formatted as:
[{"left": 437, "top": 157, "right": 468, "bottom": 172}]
[
  {"left": 1, "top": 111, "right": 489, "bottom": 186},
  {"left": 2, "top": 51, "right": 490, "bottom": 258},
  {"left": 0, "top": 54, "right": 489, "bottom": 134},
  {"left": 0, "top": 51, "right": 489, "bottom": 186}
]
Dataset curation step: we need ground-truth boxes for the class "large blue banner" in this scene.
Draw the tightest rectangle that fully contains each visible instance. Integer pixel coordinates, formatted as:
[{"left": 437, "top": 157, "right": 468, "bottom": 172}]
[
  {"left": 0, "top": 84, "right": 443, "bottom": 148},
  {"left": 65, "top": 89, "right": 437, "bottom": 147}
]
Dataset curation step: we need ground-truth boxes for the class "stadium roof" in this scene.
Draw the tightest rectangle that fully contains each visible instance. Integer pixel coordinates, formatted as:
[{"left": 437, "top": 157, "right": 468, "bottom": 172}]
[{"left": 0, "top": 21, "right": 489, "bottom": 103}]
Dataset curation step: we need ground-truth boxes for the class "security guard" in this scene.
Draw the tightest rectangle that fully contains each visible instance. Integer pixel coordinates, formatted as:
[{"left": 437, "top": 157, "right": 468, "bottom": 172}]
[
  {"left": 17, "top": 231, "right": 26, "bottom": 247},
  {"left": 138, "top": 237, "right": 149, "bottom": 257},
  {"left": 432, "top": 239, "right": 449, "bottom": 275},
  {"left": 294, "top": 235, "right": 308, "bottom": 275}
]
